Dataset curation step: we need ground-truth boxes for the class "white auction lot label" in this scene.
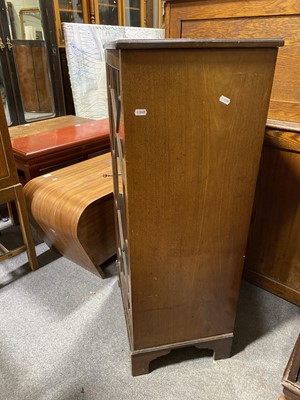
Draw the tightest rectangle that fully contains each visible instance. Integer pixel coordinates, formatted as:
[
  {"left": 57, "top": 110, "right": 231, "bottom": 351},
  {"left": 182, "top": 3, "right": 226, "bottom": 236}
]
[
  {"left": 134, "top": 109, "right": 147, "bottom": 116},
  {"left": 219, "top": 95, "right": 231, "bottom": 105}
]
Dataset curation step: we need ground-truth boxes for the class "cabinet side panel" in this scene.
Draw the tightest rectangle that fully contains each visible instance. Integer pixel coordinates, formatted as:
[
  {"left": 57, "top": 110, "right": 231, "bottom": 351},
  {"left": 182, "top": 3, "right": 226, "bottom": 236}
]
[{"left": 121, "top": 48, "right": 277, "bottom": 350}]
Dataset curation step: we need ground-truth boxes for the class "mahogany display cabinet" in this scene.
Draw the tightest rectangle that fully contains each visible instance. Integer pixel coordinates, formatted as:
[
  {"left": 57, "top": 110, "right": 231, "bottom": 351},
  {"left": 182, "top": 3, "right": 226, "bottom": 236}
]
[{"left": 105, "top": 38, "right": 283, "bottom": 376}]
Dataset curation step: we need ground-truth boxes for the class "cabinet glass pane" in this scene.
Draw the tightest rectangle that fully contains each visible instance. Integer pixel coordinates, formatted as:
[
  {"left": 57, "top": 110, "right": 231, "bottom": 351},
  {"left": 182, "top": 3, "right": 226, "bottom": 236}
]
[
  {"left": 127, "top": 0, "right": 140, "bottom": 8},
  {"left": 99, "top": 0, "right": 118, "bottom": 6},
  {"left": 98, "top": 1, "right": 119, "bottom": 26},
  {"left": 58, "top": 0, "right": 83, "bottom": 11},
  {"left": 124, "top": 0, "right": 140, "bottom": 27},
  {"left": 59, "top": 11, "right": 84, "bottom": 24}
]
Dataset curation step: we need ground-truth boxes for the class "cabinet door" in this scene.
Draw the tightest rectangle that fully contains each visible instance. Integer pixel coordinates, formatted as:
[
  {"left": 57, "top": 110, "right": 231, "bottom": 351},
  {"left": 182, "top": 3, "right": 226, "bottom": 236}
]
[
  {"left": 122, "top": 0, "right": 145, "bottom": 27},
  {"left": 54, "top": 0, "right": 89, "bottom": 46},
  {"left": 0, "top": 0, "right": 62, "bottom": 126},
  {"left": 95, "top": 0, "right": 122, "bottom": 25},
  {"left": 94, "top": 0, "right": 145, "bottom": 27}
]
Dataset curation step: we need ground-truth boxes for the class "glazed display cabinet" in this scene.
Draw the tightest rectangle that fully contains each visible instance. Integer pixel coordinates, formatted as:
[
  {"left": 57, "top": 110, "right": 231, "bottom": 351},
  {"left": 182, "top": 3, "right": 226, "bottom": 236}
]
[
  {"left": 106, "top": 38, "right": 282, "bottom": 376},
  {"left": 54, "top": 0, "right": 146, "bottom": 47}
]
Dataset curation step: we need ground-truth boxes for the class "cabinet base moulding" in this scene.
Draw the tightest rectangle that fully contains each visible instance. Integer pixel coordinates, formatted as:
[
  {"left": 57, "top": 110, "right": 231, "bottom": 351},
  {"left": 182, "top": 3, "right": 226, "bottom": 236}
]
[{"left": 131, "top": 334, "right": 233, "bottom": 376}]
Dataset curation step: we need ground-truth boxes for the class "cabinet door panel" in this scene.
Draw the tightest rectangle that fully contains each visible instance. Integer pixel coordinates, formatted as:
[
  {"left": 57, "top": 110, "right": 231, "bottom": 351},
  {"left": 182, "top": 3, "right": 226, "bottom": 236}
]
[
  {"left": 98, "top": 0, "right": 120, "bottom": 25},
  {"left": 55, "top": 0, "right": 88, "bottom": 46},
  {"left": 124, "top": 0, "right": 141, "bottom": 26},
  {"left": 59, "top": 11, "right": 84, "bottom": 23},
  {"left": 58, "top": 0, "right": 83, "bottom": 10}
]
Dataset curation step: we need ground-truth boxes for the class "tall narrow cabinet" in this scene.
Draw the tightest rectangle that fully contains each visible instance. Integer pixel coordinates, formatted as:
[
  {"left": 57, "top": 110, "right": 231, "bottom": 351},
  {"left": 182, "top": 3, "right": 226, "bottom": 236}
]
[{"left": 105, "top": 39, "right": 282, "bottom": 376}]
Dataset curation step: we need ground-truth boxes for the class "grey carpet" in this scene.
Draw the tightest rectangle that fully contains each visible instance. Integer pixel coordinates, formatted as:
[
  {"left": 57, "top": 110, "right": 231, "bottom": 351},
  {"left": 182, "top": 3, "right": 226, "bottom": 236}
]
[{"left": 0, "top": 222, "right": 299, "bottom": 400}]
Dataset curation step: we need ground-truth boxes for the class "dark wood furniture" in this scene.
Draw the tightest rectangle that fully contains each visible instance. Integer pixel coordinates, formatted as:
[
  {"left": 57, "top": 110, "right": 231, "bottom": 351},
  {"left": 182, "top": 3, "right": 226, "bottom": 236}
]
[
  {"left": 105, "top": 38, "right": 282, "bottom": 376},
  {"left": 164, "top": 0, "right": 300, "bottom": 306},
  {"left": 0, "top": 4, "right": 65, "bottom": 126},
  {"left": 24, "top": 153, "right": 115, "bottom": 277},
  {"left": 10, "top": 117, "right": 111, "bottom": 184},
  {"left": 245, "top": 121, "right": 300, "bottom": 306},
  {"left": 0, "top": 99, "right": 38, "bottom": 270},
  {"left": 13, "top": 41, "right": 53, "bottom": 113},
  {"left": 165, "top": 0, "right": 299, "bottom": 122},
  {"left": 280, "top": 334, "right": 300, "bottom": 400}
]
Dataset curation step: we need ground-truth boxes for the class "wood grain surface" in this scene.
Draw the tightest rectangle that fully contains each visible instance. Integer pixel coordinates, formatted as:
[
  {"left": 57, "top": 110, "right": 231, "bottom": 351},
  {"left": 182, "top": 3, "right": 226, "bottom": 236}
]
[
  {"left": 10, "top": 117, "right": 111, "bottom": 184},
  {"left": 165, "top": 0, "right": 300, "bottom": 122},
  {"left": 267, "top": 119, "right": 300, "bottom": 133},
  {"left": 24, "top": 153, "right": 115, "bottom": 277},
  {"left": 245, "top": 129, "right": 300, "bottom": 306},
  {"left": 0, "top": 99, "right": 38, "bottom": 270},
  {"left": 9, "top": 115, "right": 90, "bottom": 139},
  {"left": 13, "top": 43, "right": 52, "bottom": 113},
  {"left": 165, "top": 0, "right": 300, "bottom": 306},
  {"left": 106, "top": 40, "right": 280, "bottom": 373},
  {"left": 11, "top": 119, "right": 110, "bottom": 157},
  {"left": 123, "top": 47, "right": 278, "bottom": 349}
]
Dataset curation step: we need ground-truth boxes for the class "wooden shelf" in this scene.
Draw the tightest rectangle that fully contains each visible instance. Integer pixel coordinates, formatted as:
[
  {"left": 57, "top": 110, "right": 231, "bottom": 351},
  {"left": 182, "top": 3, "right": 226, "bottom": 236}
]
[{"left": 59, "top": 9, "right": 83, "bottom": 12}]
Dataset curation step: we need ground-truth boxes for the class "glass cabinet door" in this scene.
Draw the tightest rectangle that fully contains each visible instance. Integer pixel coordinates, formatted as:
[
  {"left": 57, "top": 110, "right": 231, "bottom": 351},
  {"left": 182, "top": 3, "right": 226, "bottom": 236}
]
[
  {"left": 96, "top": 0, "right": 145, "bottom": 27},
  {"left": 55, "top": 0, "right": 89, "bottom": 46},
  {"left": 96, "top": 0, "right": 121, "bottom": 25},
  {"left": 123, "top": 0, "right": 143, "bottom": 27}
]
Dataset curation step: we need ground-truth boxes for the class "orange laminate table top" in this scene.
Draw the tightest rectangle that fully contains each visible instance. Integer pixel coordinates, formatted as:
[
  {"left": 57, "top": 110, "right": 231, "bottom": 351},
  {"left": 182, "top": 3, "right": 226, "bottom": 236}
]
[{"left": 11, "top": 118, "right": 110, "bottom": 159}]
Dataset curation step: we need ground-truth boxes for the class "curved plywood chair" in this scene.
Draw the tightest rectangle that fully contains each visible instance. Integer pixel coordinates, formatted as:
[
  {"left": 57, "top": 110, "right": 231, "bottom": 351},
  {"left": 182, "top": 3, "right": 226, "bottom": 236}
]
[{"left": 24, "top": 153, "right": 116, "bottom": 277}]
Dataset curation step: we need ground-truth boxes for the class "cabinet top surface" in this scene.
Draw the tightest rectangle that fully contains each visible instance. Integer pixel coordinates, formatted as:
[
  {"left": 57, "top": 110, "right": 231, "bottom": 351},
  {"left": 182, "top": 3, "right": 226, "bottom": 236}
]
[
  {"left": 104, "top": 38, "right": 284, "bottom": 50},
  {"left": 11, "top": 119, "right": 110, "bottom": 158}
]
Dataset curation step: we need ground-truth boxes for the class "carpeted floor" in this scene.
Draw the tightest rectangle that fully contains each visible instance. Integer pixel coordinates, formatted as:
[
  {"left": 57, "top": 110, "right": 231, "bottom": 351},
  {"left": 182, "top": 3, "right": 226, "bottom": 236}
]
[{"left": 0, "top": 221, "right": 299, "bottom": 400}]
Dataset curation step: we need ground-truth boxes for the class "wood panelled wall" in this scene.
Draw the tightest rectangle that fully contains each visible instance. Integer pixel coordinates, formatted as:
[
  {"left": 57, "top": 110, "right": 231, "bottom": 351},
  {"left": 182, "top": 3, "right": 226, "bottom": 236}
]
[
  {"left": 165, "top": 0, "right": 300, "bottom": 306},
  {"left": 165, "top": 0, "right": 300, "bottom": 122}
]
